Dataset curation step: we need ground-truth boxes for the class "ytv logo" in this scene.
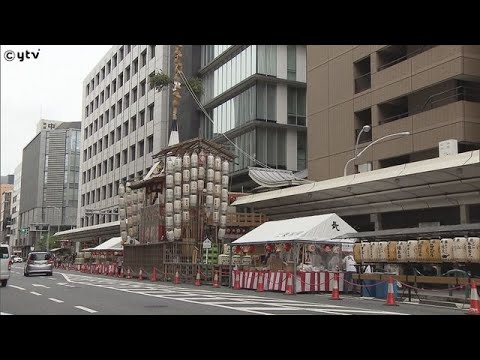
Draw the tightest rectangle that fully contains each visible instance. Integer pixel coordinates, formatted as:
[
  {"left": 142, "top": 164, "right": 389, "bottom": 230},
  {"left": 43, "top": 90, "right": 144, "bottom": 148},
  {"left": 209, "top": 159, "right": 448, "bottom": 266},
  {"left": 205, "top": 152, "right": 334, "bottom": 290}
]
[{"left": 4, "top": 49, "right": 40, "bottom": 62}]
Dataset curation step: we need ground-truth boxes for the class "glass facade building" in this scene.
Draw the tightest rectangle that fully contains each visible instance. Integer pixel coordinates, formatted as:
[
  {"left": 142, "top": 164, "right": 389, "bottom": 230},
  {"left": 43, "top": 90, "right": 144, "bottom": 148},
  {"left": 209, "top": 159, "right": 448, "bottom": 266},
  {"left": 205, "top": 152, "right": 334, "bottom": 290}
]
[{"left": 200, "top": 45, "right": 307, "bottom": 191}]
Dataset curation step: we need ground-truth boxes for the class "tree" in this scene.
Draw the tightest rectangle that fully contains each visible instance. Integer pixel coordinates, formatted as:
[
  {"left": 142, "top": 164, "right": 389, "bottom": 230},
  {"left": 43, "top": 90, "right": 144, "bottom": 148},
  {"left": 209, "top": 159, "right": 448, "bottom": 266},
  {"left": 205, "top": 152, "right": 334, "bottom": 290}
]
[{"left": 36, "top": 234, "right": 58, "bottom": 252}]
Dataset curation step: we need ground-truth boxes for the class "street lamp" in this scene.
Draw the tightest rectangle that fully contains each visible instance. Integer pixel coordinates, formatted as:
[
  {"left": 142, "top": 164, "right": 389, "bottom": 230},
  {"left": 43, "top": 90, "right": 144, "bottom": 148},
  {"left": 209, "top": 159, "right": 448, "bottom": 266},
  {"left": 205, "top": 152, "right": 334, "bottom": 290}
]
[{"left": 343, "top": 130, "right": 411, "bottom": 177}]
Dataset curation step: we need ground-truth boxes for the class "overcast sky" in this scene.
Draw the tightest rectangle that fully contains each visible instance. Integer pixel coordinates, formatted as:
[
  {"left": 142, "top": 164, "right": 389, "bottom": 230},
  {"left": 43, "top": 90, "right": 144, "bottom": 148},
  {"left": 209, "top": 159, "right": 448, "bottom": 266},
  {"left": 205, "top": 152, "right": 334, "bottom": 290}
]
[{"left": 1, "top": 45, "right": 112, "bottom": 176}]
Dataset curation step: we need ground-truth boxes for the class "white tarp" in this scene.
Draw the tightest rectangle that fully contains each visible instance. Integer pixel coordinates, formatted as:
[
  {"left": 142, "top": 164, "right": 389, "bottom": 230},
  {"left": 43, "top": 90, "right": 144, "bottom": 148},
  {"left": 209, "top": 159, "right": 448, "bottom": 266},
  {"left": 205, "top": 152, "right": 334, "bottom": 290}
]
[
  {"left": 83, "top": 237, "right": 123, "bottom": 252},
  {"left": 232, "top": 213, "right": 356, "bottom": 245}
]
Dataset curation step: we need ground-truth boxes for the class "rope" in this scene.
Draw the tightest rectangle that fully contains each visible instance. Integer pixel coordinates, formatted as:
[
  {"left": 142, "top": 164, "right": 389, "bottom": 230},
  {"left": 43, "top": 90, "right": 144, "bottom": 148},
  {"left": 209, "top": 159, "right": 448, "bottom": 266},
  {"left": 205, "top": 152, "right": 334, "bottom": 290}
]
[{"left": 396, "top": 280, "right": 466, "bottom": 292}]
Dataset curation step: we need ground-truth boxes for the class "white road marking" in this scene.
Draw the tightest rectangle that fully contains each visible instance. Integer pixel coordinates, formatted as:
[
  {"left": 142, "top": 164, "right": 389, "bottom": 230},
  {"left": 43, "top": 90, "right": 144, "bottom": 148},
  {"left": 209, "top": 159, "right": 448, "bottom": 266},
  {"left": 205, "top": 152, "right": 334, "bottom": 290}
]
[
  {"left": 48, "top": 298, "right": 64, "bottom": 303},
  {"left": 47, "top": 277, "right": 57, "bottom": 281},
  {"left": 74, "top": 306, "right": 97, "bottom": 313},
  {"left": 8, "top": 285, "right": 26, "bottom": 291},
  {"left": 64, "top": 284, "right": 75, "bottom": 288},
  {"left": 1, "top": 312, "right": 13, "bottom": 315},
  {"left": 30, "top": 291, "right": 42, "bottom": 296},
  {"left": 32, "top": 284, "right": 50, "bottom": 288}
]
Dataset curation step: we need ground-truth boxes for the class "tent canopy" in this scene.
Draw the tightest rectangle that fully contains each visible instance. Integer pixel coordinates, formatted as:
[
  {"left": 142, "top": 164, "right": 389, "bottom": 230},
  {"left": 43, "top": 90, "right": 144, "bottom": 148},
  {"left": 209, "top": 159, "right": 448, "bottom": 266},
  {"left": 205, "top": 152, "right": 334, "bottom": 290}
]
[
  {"left": 232, "top": 213, "right": 357, "bottom": 245},
  {"left": 83, "top": 237, "right": 123, "bottom": 252}
]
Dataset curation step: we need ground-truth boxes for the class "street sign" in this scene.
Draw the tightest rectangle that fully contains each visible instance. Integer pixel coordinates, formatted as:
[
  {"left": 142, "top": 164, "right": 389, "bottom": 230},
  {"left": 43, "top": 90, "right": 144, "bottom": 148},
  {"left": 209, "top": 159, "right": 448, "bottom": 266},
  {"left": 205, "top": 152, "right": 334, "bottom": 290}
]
[{"left": 202, "top": 238, "right": 212, "bottom": 249}]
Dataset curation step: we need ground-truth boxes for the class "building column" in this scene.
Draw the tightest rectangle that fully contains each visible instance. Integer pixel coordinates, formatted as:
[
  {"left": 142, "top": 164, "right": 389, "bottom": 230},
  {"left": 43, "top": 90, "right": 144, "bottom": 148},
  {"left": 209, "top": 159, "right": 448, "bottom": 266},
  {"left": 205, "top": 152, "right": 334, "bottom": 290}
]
[
  {"left": 460, "top": 205, "right": 470, "bottom": 224},
  {"left": 370, "top": 213, "right": 382, "bottom": 231}
]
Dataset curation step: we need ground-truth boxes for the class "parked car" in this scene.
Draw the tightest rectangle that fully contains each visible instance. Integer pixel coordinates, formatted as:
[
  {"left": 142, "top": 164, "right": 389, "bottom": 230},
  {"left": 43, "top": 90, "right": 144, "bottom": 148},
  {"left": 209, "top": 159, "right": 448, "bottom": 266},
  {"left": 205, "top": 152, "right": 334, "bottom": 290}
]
[
  {"left": 24, "top": 252, "right": 53, "bottom": 277},
  {"left": 0, "top": 244, "right": 12, "bottom": 287}
]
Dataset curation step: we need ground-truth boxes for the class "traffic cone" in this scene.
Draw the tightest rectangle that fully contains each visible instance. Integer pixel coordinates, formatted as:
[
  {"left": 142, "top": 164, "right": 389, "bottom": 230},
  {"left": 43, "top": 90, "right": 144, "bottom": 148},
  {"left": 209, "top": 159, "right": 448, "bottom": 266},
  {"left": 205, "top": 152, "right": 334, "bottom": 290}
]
[
  {"left": 138, "top": 268, "right": 144, "bottom": 280},
  {"left": 213, "top": 271, "right": 219, "bottom": 288},
  {"left": 174, "top": 270, "right": 180, "bottom": 284},
  {"left": 195, "top": 268, "right": 201, "bottom": 286},
  {"left": 384, "top": 276, "right": 398, "bottom": 306},
  {"left": 151, "top": 267, "right": 157, "bottom": 282},
  {"left": 234, "top": 270, "right": 241, "bottom": 290},
  {"left": 467, "top": 280, "right": 480, "bottom": 315},
  {"left": 285, "top": 272, "right": 294, "bottom": 295},
  {"left": 330, "top": 272, "right": 342, "bottom": 300},
  {"left": 257, "top": 271, "right": 265, "bottom": 292},
  {"left": 126, "top": 268, "right": 132, "bottom": 279}
]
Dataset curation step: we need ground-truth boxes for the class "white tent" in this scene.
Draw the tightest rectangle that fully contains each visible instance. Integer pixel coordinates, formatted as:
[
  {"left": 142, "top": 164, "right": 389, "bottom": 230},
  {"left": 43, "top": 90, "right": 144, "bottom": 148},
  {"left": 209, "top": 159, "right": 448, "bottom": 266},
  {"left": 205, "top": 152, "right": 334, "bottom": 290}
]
[
  {"left": 83, "top": 237, "right": 123, "bottom": 252},
  {"left": 232, "top": 213, "right": 357, "bottom": 245}
]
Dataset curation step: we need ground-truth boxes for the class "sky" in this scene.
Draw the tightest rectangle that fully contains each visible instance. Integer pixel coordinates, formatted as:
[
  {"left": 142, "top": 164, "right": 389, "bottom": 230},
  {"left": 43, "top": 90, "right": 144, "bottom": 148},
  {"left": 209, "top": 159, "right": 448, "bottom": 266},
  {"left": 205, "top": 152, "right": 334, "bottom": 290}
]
[{"left": 1, "top": 45, "right": 112, "bottom": 176}]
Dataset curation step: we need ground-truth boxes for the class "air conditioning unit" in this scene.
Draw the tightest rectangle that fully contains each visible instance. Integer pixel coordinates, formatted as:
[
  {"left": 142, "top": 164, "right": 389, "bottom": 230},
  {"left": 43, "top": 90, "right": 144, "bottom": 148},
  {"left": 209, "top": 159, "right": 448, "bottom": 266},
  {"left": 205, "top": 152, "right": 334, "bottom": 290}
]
[
  {"left": 439, "top": 139, "right": 458, "bottom": 157},
  {"left": 357, "top": 162, "right": 373, "bottom": 173}
]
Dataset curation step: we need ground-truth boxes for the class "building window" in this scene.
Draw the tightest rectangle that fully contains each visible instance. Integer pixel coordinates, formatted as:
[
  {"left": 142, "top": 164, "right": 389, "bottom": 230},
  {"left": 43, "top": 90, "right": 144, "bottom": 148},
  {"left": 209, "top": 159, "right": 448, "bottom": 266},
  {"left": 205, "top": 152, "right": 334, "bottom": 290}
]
[
  {"left": 109, "top": 156, "right": 114, "bottom": 171},
  {"left": 89, "top": 124, "right": 93, "bottom": 136},
  {"left": 287, "top": 45, "right": 296, "bottom": 81},
  {"left": 148, "top": 103, "right": 154, "bottom": 121},
  {"left": 130, "top": 144, "right": 136, "bottom": 161},
  {"left": 138, "top": 140, "right": 144, "bottom": 158},
  {"left": 132, "top": 87, "right": 137, "bottom": 103},
  {"left": 95, "top": 73, "right": 100, "bottom": 87},
  {"left": 97, "top": 164, "right": 101, "bottom": 177},
  {"left": 103, "top": 160, "right": 107, "bottom": 174},
  {"left": 378, "top": 96, "right": 408, "bottom": 124},
  {"left": 86, "top": 193, "right": 90, "bottom": 205},
  {"left": 108, "top": 183, "right": 113, "bottom": 198},
  {"left": 141, "top": 50, "right": 147, "bottom": 67},
  {"left": 106, "top": 85, "right": 110, "bottom": 99},
  {"left": 82, "top": 171, "right": 86, "bottom": 184},
  {"left": 256, "top": 127, "right": 287, "bottom": 170},
  {"left": 110, "top": 130, "right": 115, "bottom": 145},
  {"left": 100, "top": 91, "right": 104, "bottom": 104},
  {"left": 102, "top": 185, "right": 107, "bottom": 200},
  {"left": 95, "top": 96, "right": 99, "bottom": 109},
  {"left": 105, "top": 109, "right": 110, "bottom": 123},
  {"left": 125, "top": 66, "right": 130, "bottom": 81},
  {"left": 99, "top": 115, "right": 104, "bottom": 128},
  {"left": 118, "top": 73, "right": 123, "bottom": 88},
  {"left": 107, "top": 60, "right": 111, "bottom": 74},
  {"left": 116, "top": 126, "right": 122, "bottom": 141},
  {"left": 111, "top": 104, "right": 116, "bottom": 118},
  {"left": 354, "top": 108, "right": 372, "bottom": 144},
  {"left": 287, "top": 86, "right": 306, "bottom": 126},
  {"left": 81, "top": 194, "right": 85, "bottom": 206},
  {"left": 84, "top": 128, "right": 88, "bottom": 140},
  {"left": 149, "top": 45, "right": 155, "bottom": 59},
  {"left": 92, "top": 166, "right": 96, "bottom": 179},
  {"left": 149, "top": 71, "right": 156, "bottom": 90},
  {"left": 112, "top": 54, "right": 117, "bottom": 68},
  {"left": 101, "top": 66, "right": 105, "bottom": 80},
  {"left": 147, "top": 135, "right": 153, "bottom": 153},
  {"left": 88, "top": 146, "right": 92, "bottom": 159},
  {"left": 126, "top": 45, "right": 131, "bottom": 54},
  {"left": 122, "top": 149, "right": 128, "bottom": 165},
  {"left": 83, "top": 149, "right": 87, "bottom": 161},
  {"left": 133, "top": 58, "right": 138, "bottom": 74},
  {"left": 124, "top": 94, "right": 129, "bottom": 109},
  {"left": 112, "top": 79, "right": 117, "bottom": 94},
  {"left": 123, "top": 120, "right": 129, "bottom": 137},
  {"left": 297, "top": 130, "right": 307, "bottom": 171},
  {"left": 114, "top": 180, "right": 120, "bottom": 196},
  {"left": 354, "top": 56, "right": 371, "bottom": 94},
  {"left": 98, "top": 139, "right": 103, "bottom": 152},
  {"left": 115, "top": 153, "right": 120, "bottom": 168},
  {"left": 140, "top": 80, "right": 146, "bottom": 97},
  {"left": 85, "top": 106, "right": 89, "bottom": 118},
  {"left": 131, "top": 116, "right": 137, "bottom": 132},
  {"left": 256, "top": 82, "right": 277, "bottom": 121},
  {"left": 86, "top": 83, "right": 90, "bottom": 95},
  {"left": 119, "top": 46, "right": 124, "bottom": 62},
  {"left": 94, "top": 119, "right": 98, "bottom": 132},
  {"left": 139, "top": 110, "right": 145, "bottom": 127},
  {"left": 104, "top": 135, "right": 108, "bottom": 149}
]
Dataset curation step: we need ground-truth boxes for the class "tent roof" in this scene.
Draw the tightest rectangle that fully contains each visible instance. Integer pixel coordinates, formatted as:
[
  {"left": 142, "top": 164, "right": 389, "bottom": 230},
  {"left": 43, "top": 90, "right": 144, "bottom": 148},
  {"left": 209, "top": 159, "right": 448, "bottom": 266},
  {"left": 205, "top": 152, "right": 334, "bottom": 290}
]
[
  {"left": 232, "top": 213, "right": 356, "bottom": 245},
  {"left": 83, "top": 237, "right": 123, "bottom": 252}
]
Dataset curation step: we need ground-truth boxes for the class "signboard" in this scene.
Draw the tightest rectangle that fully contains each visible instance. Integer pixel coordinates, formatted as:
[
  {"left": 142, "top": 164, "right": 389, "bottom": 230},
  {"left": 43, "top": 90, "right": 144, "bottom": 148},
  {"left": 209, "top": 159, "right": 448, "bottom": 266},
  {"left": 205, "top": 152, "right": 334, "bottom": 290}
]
[{"left": 202, "top": 238, "right": 212, "bottom": 249}]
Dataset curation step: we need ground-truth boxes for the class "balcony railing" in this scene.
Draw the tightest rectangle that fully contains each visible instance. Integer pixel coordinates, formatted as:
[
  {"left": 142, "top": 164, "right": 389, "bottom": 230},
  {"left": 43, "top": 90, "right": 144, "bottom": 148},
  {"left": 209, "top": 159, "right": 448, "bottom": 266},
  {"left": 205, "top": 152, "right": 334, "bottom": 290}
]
[
  {"left": 421, "top": 86, "right": 480, "bottom": 112},
  {"left": 354, "top": 72, "right": 371, "bottom": 94},
  {"left": 377, "top": 45, "right": 435, "bottom": 72}
]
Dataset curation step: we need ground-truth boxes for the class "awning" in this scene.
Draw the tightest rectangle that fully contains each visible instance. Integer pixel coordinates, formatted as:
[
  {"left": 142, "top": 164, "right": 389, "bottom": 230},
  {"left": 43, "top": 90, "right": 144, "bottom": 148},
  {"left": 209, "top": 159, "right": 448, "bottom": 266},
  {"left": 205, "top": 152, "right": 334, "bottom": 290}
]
[
  {"left": 232, "top": 213, "right": 356, "bottom": 245},
  {"left": 83, "top": 237, "right": 123, "bottom": 252},
  {"left": 248, "top": 167, "right": 311, "bottom": 188},
  {"left": 54, "top": 221, "right": 120, "bottom": 242}
]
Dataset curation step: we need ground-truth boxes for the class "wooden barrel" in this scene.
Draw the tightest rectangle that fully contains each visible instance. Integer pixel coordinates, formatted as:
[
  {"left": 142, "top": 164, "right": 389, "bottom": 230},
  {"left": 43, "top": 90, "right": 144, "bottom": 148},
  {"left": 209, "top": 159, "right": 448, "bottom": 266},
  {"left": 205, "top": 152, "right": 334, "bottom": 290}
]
[
  {"left": 467, "top": 237, "right": 480, "bottom": 263},
  {"left": 429, "top": 240, "right": 441, "bottom": 262},
  {"left": 440, "top": 238, "right": 454, "bottom": 262},
  {"left": 353, "top": 243, "right": 362, "bottom": 263},
  {"left": 388, "top": 241, "right": 397, "bottom": 262}
]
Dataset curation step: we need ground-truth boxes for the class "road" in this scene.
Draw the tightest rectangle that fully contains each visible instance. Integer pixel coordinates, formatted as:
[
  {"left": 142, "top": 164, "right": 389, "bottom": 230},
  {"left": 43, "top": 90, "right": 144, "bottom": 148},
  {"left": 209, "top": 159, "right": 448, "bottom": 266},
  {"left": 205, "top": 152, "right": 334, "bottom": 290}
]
[{"left": 0, "top": 264, "right": 468, "bottom": 315}]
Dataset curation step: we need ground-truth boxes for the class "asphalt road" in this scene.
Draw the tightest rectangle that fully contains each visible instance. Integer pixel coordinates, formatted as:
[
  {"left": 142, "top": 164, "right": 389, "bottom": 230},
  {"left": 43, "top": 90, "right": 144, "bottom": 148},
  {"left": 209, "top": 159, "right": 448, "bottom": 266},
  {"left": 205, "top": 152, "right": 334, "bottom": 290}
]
[{"left": 0, "top": 264, "right": 469, "bottom": 315}]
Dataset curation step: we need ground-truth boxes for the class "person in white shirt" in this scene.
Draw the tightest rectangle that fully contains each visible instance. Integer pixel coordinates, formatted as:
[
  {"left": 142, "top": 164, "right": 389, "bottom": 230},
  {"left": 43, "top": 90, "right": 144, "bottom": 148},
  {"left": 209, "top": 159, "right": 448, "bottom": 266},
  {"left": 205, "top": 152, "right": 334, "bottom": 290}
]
[{"left": 342, "top": 254, "right": 357, "bottom": 294}]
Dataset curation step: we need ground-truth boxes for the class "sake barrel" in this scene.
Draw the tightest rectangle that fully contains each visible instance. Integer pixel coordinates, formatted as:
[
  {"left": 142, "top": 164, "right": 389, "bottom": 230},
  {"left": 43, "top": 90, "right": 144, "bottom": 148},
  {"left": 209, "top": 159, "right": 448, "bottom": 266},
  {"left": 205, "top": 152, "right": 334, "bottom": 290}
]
[
  {"left": 453, "top": 237, "right": 467, "bottom": 262},
  {"left": 407, "top": 240, "right": 419, "bottom": 262},
  {"left": 429, "top": 240, "right": 441, "bottom": 262},
  {"left": 387, "top": 241, "right": 397, "bottom": 262},
  {"left": 353, "top": 243, "right": 362, "bottom": 263},
  {"left": 361, "top": 243, "right": 372, "bottom": 262},
  {"left": 378, "top": 241, "right": 388, "bottom": 262},
  {"left": 370, "top": 242, "right": 379, "bottom": 262},
  {"left": 440, "top": 238, "right": 454, "bottom": 262},
  {"left": 419, "top": 240, "right": 430, "bottom": 262},
  {"left": 466, "top": 237, "right": 480, "bottom": 263},
  {"left": 396, "top": 241, "right": 408, "bottom": 263}
]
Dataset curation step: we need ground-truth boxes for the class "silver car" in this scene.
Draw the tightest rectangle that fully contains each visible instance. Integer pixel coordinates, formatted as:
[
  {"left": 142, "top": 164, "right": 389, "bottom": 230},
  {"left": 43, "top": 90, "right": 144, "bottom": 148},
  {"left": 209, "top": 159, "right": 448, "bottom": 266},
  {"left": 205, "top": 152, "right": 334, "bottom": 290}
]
[{"left": 24, "top": 252, "right": 53, "bottom": 276}]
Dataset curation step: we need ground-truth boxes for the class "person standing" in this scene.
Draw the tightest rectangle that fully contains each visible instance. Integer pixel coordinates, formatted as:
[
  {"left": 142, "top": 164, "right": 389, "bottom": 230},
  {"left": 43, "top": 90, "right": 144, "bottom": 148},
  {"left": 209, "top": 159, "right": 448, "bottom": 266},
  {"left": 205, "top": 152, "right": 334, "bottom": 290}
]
[{"left": 342, "top": 254, "right": 357, "bottom": 294}]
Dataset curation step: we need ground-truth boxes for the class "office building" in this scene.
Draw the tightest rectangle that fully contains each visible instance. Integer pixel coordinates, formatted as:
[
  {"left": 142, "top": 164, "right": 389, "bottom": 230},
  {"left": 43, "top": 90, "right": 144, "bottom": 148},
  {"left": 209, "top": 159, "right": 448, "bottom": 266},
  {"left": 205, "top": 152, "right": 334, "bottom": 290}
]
[
  {"left": 18, "top": 122, "right": 80, "bottom": 253},
  {"left": 199, "top": 45, "right": 307, "bottom": 191},
  {"left": 307, "top": 45, "right": 480, "bottom": 180},
  {"left": 10, "top": 163, "right": 21, "bottom": 249}
]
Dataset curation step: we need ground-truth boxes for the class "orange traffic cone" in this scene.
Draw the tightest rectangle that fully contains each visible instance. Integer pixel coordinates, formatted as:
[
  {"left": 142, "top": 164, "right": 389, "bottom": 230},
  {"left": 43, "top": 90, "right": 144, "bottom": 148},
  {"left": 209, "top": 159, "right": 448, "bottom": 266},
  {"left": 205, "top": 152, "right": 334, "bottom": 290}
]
[
  {"left": 138, "top": 268, "right": 144, "bottom": 280},
  {"left": 174, "top": 270, "right": 180, "bottom": 284},
  {"left": 195, "top": 269, "right": 201, "bottom": 286},
  {"left": 384, "top": 276, "right": 398, "bottom": 306},
  {"left": 213, "top": 271, "right": 220, "bottom": 288},
  {"left": 467, "top": 280, "right": 479, "bottom": 315},
  {"left": 151, "top": 267, "right": 157, "bottom": 282},
  {"left": 234, "top": 270, "right": 240, "bottom": 290},
  {"left": 257, "top": 271, "right": 265, "bottom": 292},
  {"left": 330, "top": 272, "right": 342, "bottom": 300},
  {"left": 285, "top": 272, "right": 294, "bottom": 295},
  {"left": 126, "top": 268, "right": 132, "bottom": 279}
]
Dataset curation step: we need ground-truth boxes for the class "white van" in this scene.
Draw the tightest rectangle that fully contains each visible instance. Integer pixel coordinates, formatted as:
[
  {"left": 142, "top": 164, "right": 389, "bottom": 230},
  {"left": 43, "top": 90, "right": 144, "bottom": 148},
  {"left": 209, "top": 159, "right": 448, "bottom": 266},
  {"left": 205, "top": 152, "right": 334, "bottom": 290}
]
[{"left": 0, "top": 244, "right": 12, "bottom": 287}]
